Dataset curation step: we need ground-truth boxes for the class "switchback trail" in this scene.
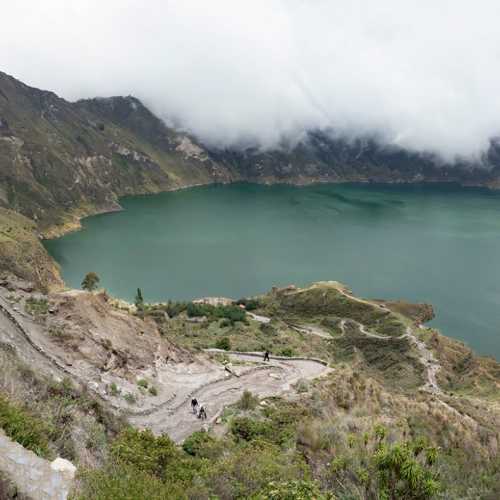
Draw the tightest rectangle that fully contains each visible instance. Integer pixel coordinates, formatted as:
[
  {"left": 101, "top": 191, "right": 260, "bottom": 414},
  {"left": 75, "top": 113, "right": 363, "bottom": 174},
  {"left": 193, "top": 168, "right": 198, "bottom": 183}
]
[
  {"left": 130, "top": 351, "right": 331, "bottom": 442},
  {"left": 0, "top": 294, "right": 330, "bottom": 443}
]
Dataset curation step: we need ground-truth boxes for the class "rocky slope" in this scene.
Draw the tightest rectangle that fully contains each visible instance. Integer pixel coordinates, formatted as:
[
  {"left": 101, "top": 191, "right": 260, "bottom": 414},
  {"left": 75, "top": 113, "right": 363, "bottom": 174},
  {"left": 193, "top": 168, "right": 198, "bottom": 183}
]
[
  {"left": 0, "top": 278, "right": 498, "bottom": 498},
  {"left": 0, "top": 70, "right": 234, "bottom": 235}
]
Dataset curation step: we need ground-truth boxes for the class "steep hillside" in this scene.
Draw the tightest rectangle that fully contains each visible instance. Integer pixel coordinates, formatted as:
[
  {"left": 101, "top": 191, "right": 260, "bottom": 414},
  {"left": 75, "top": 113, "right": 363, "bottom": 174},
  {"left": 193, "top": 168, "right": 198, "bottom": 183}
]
[
  {"left": 0, "top": 278, "right": 498, "bottom": 498},
  {"left": 210, "top": 131, "right": 500, "bottom": 187},
  {"left": 0, "top": 71, "right": 234, "bottom": 235},
  {"left": 0, "top": 208, "right": 61, "bottom": 290}
]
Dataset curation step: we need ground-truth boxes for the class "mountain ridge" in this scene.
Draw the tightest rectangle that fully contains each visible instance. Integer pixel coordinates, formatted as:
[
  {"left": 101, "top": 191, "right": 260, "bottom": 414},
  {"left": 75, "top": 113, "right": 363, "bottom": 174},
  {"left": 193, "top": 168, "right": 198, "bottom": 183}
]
[{"left": 2, "top": 69, "right": 500, "bottom": 237}]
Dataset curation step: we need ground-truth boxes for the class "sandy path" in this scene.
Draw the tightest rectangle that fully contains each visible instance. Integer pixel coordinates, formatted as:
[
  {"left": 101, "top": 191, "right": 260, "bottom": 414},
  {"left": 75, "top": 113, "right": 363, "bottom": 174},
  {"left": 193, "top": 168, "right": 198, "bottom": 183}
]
[
  {"left": 331, "top": 288, "right": 442, "bottom": 392},
  {"left": 287, "top": 322, "right": 333, "bottom": 339},
  {"left": 131, "top": 352, "right": 330, "bottom": 442},
  {"left": 0, "top": 294, "right": 330, "bottom": 443},
  {"left": 247, "top": 310, "right": 333, "bottom": 339},
  {"left": 247, "top": 312, "right": 271, "bottom": 324}
]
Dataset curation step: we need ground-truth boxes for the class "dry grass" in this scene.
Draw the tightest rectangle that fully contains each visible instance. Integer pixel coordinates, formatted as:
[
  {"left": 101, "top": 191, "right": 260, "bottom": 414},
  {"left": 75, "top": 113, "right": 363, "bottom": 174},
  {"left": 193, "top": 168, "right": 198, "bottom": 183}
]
[{"left": 0, "top": 343, "right": 124, "bottom": 468}]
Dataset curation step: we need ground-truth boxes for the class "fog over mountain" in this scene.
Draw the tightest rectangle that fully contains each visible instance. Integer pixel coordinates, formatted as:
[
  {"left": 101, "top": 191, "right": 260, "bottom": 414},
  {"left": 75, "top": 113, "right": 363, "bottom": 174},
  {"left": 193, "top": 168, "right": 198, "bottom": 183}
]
[{"left": 2, "top": 1, "right": 500, "bottom": 160}]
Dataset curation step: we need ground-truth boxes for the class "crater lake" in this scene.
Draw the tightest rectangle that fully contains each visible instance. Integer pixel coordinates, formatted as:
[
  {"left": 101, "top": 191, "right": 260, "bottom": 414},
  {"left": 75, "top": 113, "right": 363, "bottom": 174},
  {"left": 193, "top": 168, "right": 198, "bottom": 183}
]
[{"left": 44, "top": 183, "right": 500, "bottom": 359}]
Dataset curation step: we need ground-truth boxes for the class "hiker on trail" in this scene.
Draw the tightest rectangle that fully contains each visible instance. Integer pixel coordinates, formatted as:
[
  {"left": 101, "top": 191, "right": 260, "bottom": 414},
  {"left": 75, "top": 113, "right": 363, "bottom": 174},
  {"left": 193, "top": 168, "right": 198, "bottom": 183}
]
[
  {"left": 263, "top": 350, "right": 270, "bottom": 362},
  {"left": 198, "top": 405, "right": 207, "bottom": 420},
  {"left": 191, "top": 398, "right": 198, "bottom": 414}
]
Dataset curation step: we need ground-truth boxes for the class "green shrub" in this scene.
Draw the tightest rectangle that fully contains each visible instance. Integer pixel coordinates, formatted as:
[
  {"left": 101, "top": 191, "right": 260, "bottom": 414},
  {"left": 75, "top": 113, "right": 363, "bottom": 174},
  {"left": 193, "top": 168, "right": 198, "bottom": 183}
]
[
  {"left": 206, "top": 441, "right": 310, "bottom": 499},
  {"left": 75, "top": 463, "right": 184, "bottom": 500},
  {"left": 24, "top": 297, "right": 49, "bottom": 316},
  {"left": 111, "top": 428, "right": 179, "bottom": 478},
  {"left": 280, "top": 347, "right": 295, "bottom": 357},
  {"left": 187, "top": 302, "right": 209, "bottom": 318},
  {"left": 148, "top": 386, "right": 158, "bottom": 396},
  {"left": 230, "top": 417, "right": 274, "bottom": 442},
  {"left": 237, "top": 390, "right": 259, "bottom": 411},
  {"left": 373, "top": 439, "right": 441, "bottom": 499},
  {"left": 220, "top": 305, "right": 247, "bottom": 324},
  {"left": 124, "top": 393, "right": 136, "bottom": 405},
  {"left": 182, "top": 430, "right": 215, "bottom": 457},
  {"left": 215, "top": 337, "right": 231, "bottom": 351},
  {"left": 0, "top": 394, "right": 50, "bottom": 457},
  {"left": 109, "top": 383, "right": 120, "bottom": 396},
  {"left": 163, "top": 301, "right": 188, "bottom": 318},
  {"left": 137, "top": 379, "right": 148, "bottom": 389},
  {"left": 236, "top": 298, "right": 262, "bottom": 311},
  {"left": 187, "top": 302, "right": 246, "bottom": 324},
  {"left": 327, "top": 425, "right": 441, "bottom": 499}
]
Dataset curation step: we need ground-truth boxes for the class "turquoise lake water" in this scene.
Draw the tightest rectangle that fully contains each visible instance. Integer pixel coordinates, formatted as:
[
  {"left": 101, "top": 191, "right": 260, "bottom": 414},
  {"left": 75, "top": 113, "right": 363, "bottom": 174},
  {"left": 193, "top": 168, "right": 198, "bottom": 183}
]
[{"left": 44, "top": 183, "right": 500, "bottom": 359}]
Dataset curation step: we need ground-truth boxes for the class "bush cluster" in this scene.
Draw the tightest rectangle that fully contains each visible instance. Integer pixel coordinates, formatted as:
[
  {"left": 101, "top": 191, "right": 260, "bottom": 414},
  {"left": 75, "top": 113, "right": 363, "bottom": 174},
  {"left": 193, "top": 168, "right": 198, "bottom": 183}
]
[
  {"left": 152, "top": 301, "right": 247, "bottom": 325},
  {"left": 24, "top": 297, "right": 49, "bottom": 316},
  {"left": 0, "top": 394, "right": 51, "bottom": 457},
  {"left": 187, "top": 302, "right": 247, "bottom": 324}
]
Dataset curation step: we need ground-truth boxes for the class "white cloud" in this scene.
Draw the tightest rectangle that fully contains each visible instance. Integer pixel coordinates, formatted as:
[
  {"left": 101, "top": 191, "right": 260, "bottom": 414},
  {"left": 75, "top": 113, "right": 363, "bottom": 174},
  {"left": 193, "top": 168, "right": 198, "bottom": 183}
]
[{"left": 2, "top": 0, "right": 500, "bottom": 160}]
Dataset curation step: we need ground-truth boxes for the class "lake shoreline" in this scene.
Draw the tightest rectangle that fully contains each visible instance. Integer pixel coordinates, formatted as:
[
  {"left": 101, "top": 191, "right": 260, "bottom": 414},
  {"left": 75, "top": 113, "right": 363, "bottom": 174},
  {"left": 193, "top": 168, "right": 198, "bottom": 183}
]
[
  {"left": 41, "top": 178, "right": 499, "bottom": 242},
  {"left": 44, "top": 182, "right": 500, "bottom": 359}
]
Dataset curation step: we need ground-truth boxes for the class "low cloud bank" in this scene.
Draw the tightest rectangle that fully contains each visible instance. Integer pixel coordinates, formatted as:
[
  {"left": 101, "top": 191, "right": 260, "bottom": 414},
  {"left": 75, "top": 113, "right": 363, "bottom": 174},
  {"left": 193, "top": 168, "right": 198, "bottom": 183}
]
[{"left": 2, "top": 1, "right": 500, "bottom": 160}]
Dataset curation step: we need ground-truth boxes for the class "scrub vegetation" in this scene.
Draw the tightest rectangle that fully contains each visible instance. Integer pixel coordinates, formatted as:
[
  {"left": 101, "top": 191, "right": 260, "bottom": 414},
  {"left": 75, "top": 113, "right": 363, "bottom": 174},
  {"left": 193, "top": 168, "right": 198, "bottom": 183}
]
[
  {"left": 74, "top": 377, "right": 500, "bottom": 499},
  {"left": 0, "top": 342, "right": 124, "bottom": 466},
  {"left": 1, "top": 280, "right": 499, "bottom": 498}
]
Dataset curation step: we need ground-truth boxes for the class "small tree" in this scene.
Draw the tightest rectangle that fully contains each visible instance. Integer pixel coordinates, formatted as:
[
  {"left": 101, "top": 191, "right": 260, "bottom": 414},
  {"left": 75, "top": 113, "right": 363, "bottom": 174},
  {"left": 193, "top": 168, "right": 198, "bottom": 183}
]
[
  {"left": 135, "top": 288, "right": 144, "bottom": 310},
  {"left": 81, "top": 272, "right": 100, "bottom": 292}
]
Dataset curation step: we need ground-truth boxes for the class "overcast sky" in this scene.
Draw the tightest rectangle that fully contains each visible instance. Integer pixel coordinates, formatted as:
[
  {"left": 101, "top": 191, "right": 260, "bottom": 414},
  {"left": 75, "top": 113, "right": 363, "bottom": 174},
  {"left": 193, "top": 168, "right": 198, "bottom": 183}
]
[{"left": 2, "top": 1, "right": 500, "bottom": 159}]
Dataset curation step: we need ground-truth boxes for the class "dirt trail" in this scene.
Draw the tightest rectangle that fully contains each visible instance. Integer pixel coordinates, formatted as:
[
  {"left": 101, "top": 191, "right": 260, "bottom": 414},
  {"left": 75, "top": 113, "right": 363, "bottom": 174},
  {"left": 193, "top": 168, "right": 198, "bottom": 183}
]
[
  {"left": 334, "top": 287, "right": 442, "bottom": 392},
  {"left": 0, "top": 284, "right": 471, "bottom": 440},
  {"left": 0, "top": 293, "right": 330, "bottom": 444},
  {"left": 246, "top": 312, "right": 271, "bottom": 324},
  {"left": 246, "top": 311, "right": 333, "bottom": 339},
  {"left": 287, "top": 322, "right": 332, "bottom": 339},
  {"left": 131, "top": 351, "right": 330, "bottom": 442},
  {"left": 267, "top": 289, "right": 441, "bottom": 395}
]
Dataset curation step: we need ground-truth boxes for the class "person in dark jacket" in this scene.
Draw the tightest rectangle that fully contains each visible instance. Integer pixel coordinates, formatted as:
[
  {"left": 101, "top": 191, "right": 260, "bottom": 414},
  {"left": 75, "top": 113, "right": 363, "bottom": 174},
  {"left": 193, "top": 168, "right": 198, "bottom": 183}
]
[
  {"left": 191, "top": 398, "right": 198, "bottom": 414},
  {"left": 263, "top": 350, "right": 270, "bottom": 362},
  {"left": 198, "top": 405, "right": 207, "bottom": 420}
]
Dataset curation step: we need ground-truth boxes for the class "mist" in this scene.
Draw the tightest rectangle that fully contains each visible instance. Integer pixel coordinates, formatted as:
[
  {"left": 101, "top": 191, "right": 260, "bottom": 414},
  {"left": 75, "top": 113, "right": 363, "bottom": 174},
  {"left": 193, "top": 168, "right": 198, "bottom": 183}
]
[{"left": 2, "top": 0, "right": 500, "bottom": 160}]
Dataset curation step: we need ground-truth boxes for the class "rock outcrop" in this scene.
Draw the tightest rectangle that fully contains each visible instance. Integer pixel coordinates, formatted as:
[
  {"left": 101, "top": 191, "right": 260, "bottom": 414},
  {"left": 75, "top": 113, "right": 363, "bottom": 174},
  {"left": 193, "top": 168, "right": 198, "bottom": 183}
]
[{"left": 0, "top": 431, "right": 75, "bottom": 500}]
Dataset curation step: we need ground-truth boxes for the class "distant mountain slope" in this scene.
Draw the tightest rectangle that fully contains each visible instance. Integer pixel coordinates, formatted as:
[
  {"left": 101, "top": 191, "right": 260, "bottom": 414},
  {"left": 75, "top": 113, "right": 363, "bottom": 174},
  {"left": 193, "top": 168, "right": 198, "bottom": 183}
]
[
  {"left": 2, "top": 69, "right": 500, "bottom": 236},
  {"left": 210, "top": 130, "right": 500, "bottom": 187},
  {"left": 0, "top": 71, "right": 233, "bottom": 232}
]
